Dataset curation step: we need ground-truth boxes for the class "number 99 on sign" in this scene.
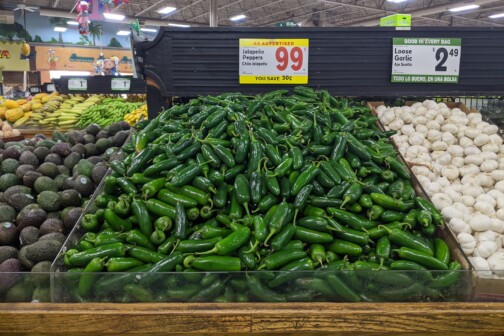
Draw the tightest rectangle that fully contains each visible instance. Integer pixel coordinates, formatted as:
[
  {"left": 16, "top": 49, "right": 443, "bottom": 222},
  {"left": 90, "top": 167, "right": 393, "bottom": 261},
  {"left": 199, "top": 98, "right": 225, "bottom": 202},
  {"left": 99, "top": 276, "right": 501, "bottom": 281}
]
[{"left": 276, "top": 47, "right": 304, "bottom": 71}]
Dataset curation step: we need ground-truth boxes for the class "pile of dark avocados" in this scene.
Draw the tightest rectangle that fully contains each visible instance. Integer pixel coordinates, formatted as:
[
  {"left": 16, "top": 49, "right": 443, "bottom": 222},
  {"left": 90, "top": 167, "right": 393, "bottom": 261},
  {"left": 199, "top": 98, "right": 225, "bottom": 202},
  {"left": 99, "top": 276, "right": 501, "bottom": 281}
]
[{"left": 0, "top": 121, "right": 130, "bottom": 301}]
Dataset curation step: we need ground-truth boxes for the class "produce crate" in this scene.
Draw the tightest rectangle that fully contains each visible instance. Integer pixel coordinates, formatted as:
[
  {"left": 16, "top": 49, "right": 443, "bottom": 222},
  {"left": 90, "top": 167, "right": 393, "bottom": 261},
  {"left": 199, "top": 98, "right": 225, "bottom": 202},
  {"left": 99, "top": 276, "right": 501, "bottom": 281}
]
[
  {"left": 0, "top": 135, "right": 24, "bottom": 142},
  {"left": 368, "top": 100, "right": 504, "bottom": 299},
  {"left": 47, "top": 120, "right": 474, "bottom": 304}
]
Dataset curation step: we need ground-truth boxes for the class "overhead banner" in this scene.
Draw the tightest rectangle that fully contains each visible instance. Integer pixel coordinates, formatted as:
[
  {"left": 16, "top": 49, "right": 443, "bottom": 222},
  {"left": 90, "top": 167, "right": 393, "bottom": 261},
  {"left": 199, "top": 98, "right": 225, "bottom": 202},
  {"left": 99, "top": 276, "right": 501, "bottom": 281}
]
[
  {"left": 0, "top": 41, "right": 30, "bottom": 71},
  {"left": 34, "top": 45, "right": 133, "bottom": 73},
  {"left": 391, "top": 37, "right": 462, "bottom": 83},
  {"left": 239, "top": 38, "right": 309, "bottom": 84}
]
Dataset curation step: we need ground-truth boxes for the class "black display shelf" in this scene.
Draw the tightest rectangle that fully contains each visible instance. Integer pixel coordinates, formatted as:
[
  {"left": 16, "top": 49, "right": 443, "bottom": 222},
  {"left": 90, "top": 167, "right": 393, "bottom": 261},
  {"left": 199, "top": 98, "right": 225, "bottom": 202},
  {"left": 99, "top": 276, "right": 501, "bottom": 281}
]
[
  {"left": 55, "top": 76, "right": 146, "bottom": 94},
  {"left": 133, "top": 27, "right": 504, "bottom": 100}
]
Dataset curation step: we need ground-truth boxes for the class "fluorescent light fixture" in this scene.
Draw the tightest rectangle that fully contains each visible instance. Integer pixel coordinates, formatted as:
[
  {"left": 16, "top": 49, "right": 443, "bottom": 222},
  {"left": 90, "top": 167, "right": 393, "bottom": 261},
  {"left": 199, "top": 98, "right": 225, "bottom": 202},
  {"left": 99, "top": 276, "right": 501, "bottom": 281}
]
[
  {"left": 67, "top": 20, "right": 79, "bottom": 25},
  {"left": 54, "top": 26, "right": 67, "bottom": 32},
  {"left": 230, "top": 14, "right": 246, "bottom": 21},
  {"left": 168, "top": 23, "right": 190, "bottom": 27},
  {"left": 116, "top": 30, "right": 130, "bottom": 36},
  {"left": 449, "top": 4, "right": 479, "bottom": 12},
  {"left": 387, "top": 0, "right": 408, "bottom": 3},
  {"left": 103, "top": 12, "right": 125, "bottom": 20},
  {"left": 157, "top": 6, "right": 176, "bottom": 14},
  {"left": 489, "top": 12, "right": 504, "bottom": 18},
  {"left": 140, "top": 27, "right": 157, "bottom": 32},
  {"left": 49, "top": 70, "right": 90, "bottom": 79}
]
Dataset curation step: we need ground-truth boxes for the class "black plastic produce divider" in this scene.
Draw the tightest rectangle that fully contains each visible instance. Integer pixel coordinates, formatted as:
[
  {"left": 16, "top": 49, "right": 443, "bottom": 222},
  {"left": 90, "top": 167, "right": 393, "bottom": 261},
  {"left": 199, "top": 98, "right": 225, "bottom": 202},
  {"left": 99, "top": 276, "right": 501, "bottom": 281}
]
[{"left": 132, "top": 27, "right": 504, "bottom": 117}]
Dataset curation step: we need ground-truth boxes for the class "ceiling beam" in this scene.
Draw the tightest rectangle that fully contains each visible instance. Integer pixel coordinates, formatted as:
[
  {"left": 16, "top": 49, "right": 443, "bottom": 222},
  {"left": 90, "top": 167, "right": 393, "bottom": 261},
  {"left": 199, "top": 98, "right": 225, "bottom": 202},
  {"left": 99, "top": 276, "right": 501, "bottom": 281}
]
[
  {"left": 135, "top": 0, "right": 166, "bottom": 17},
  {"left": 161, "top": 0, "right": 204, "bottom": 19},
  {"left": 256, "top": 4, "right": 344, "bottom": 26},
  {"left": 344, "top": 0, "right": 502, "bottom": 25}
]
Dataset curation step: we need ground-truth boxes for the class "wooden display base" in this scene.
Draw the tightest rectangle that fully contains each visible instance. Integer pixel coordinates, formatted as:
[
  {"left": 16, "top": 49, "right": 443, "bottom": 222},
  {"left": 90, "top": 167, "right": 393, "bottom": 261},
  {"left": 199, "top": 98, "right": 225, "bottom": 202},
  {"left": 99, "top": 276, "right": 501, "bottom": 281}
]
[{"left": 1, "top": 302, "right": 504, "bottom": 335}]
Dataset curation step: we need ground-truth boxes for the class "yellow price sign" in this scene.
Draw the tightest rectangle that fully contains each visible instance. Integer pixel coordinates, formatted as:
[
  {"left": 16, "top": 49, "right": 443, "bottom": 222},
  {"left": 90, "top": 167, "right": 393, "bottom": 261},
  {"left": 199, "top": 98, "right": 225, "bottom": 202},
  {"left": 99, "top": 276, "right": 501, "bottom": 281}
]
[{"left": 239, "top": 39, "right": 309, "bottom": 84}]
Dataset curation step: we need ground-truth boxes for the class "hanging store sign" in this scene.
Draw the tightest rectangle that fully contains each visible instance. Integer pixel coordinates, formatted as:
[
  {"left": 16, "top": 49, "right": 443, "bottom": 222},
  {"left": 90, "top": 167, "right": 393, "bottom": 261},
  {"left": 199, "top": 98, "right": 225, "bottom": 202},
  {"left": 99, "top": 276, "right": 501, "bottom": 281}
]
[
  {"left": 391, "top": 38, "right": 461, "bottom": 83},
  {"left": 0, "top": 41, "right": 30, "bottom": 71},
  {"left": 239, "top": 38, "right": 309, "bottom": 84}
]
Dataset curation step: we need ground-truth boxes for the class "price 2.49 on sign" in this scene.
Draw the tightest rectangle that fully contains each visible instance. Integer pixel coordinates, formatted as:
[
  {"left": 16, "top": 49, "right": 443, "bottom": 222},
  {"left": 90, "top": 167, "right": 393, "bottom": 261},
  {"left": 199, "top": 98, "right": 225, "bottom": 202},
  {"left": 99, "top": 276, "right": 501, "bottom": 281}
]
[
  {"left": 391, "top": 38, "right": 461, "bottom": 84},
  {"left": 239, "top": 39, "right": 309, "bottom": 84}
]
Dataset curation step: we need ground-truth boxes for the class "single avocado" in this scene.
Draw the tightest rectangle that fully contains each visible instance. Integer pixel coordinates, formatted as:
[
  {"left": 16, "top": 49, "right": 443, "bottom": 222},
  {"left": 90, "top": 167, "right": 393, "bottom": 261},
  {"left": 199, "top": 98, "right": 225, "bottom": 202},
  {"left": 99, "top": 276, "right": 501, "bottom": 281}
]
[
  {"left": 118, "top": 121, "right": 130, "bottom": 130},
  {"left": 25, "top": 240, "right": 63, "bottom": 263},
  {"left": 108, "top": 122, "right": 123, "bottom": 136},
  {"left": 51, "top": 142, "right": 72, "bottom": 157},
  {"left": 32, "top": 147, "right": 50, "bottom": 163},
  {"left": 95, "top": 130, "right": 109, "bottom": 140},
  {"left": 61, "top": 206, "right": 75, "bottom": 220},
  {"left": 37, "top": 191, "right": 60, "bottom": 212},
  {"left": 37, "top": 162, "right": 59, "bottom": 178},
  {"left": 17, "top": 207, "right": 47, "bottom": 230},
  {"left": 32, "top": 285, "right": 51, "bottom": 302},
  {"left": 35, "top": 139, "right": 56, "bottom": 150},
  {"left": 91, "top": 164, "right": 108, "bottom": 184},
  {"left": 15, "top": 164, "right": 35, "bottom": 179},
  {"left": 19, "top": 226, "right": 39, "bottom": 247},
  {"left": 4, "top": 185, "right": 31, "bottom": 200},
  {"left": 54, "top": 174, "right": 70, "bottom": 191},
  {"left": 52, "top": 131, "right": 66, "bottom": 143},
  {"left": 73, "top": 175, "right": 94, "bottom": 197},
  {"left": 7, "top": 192, "right": 36, "bottom": 211},
  {"left": 61, "top": 177, "right": 74, "bottom": 190},
  {"left": 66, "top": 131, "right": 85, "bottom": 145},
  {"left": 0, "top": 222, "right": 18, "bottom": 245},
  {"left": 86, "top": 156, "right": 103, "bottom": 165},
  {"left": 83, "top": 143, "right": 98, "bottom": 158},
  {"left": 103, "top": 147, "right": 119, "bottom": 161},
  {"left": 39, "top": 218, "right": 64, "bottom": 236},
  {"left": 23, "top": 171, "right": 42, "bottom": 188},
  {"left": 63, "top": 207, "right": 82, "bottom": 230},
  {"left": 5, "top": 280, "right": 35, "bottom": 302},
  {"left": 83, "top": 134, "right": 95, "bottom": 144},
  {"left": 112, "top": 130, "right": 129, "bottom": 147},
  {"left": 1, "top": 158, "right": 20, "bottom": 174},
  {"left": 39, "top": 232, "right": 66, "bottom": 244},
  {"left": 57, "top": 165, "right": 70, "bottom": 175},
  {"left": 0, "top": 258, "right": 22, "bottom": 290},
  {"left": 59, "top": 189, "right": 82, "bottom": 207},
  {"left": 1, "top": 146, "right": 22, "bottom": 160},
  {"left": 75, "top": 159, "right": 94, "bottom": 178},
  {"left": 0, "top": 204, "right": 16, "bottom": 223},
  {"left": 0, "top": 173, "right": 21, "bottom": 191},
  {"left": 18, "top": 246, "right": 34, "bottom": 270},
  {"left": 71, "top": 143, "right": 85, "bottom": 156},
  {"left": 4, "top": 142, "right": 24, "bottom": 149},
  {"left": 85, "top": 123, "right": 101, "bottom": 135},
  {"left": 31, "top": 261, "right": 52, "bottom": 286},
  {"left": 63, "top": 152, "right": 81, "bottom": 171},
  {"left": 34, "top": 176, "right": 57, "bottom": 193},
  {"left": 95, "top": 138, "right": 112, "bottom": 153},
  {"left": 44, "top": 153, "right": 62, "bottom": 165},
  {"left": 110, "top": 151, "right": 125, "bottom": 162},
  {"left": 0, "top": 246, "right": 18, "bottom": 263}
]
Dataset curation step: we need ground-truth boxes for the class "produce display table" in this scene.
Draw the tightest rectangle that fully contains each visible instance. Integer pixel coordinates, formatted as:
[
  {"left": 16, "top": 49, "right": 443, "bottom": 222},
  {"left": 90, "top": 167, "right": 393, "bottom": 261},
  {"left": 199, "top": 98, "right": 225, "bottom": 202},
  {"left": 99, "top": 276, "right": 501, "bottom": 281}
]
[{"left": 1, "top": 302, "right": 504, "bottom": 335}]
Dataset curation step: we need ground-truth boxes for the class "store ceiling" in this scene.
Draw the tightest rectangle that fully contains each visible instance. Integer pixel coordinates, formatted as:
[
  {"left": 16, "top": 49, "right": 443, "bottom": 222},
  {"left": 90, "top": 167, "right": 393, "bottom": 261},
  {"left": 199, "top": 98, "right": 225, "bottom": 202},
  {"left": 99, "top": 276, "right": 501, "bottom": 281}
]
[{"left": 1, "top": 0, "right": 504, "bottom": 27}]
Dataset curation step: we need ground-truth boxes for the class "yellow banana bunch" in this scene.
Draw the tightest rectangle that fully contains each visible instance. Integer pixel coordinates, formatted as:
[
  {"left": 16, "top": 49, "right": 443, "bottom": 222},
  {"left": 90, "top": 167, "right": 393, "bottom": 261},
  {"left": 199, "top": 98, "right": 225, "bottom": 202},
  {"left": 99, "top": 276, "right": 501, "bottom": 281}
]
[{"left": 124, "top": 104, "right": 148, "bottom": 126}]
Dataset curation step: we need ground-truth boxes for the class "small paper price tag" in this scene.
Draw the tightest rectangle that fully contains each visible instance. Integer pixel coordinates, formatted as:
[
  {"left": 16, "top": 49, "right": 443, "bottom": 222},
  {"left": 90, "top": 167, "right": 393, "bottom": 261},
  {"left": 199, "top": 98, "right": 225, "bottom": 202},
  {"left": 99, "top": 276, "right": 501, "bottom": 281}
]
[
  {"left": 111, "top": 78, "right": 131, "bottom": 91},
  {"left": 68, "top": 78, "right": 87, "bottom": 90}
]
